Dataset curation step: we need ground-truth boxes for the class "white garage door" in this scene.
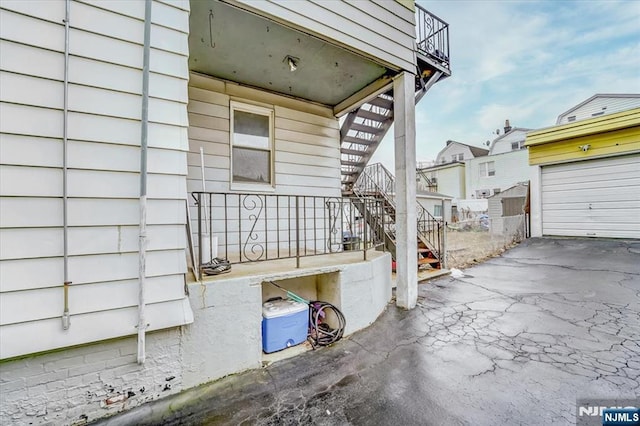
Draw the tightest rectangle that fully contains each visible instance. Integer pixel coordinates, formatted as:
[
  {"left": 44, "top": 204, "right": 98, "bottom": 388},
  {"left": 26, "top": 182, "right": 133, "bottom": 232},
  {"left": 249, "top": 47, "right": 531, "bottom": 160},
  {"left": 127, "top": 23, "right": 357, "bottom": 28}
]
[{"left": 541, "top": 154, "right": 640, "bottom": 239}]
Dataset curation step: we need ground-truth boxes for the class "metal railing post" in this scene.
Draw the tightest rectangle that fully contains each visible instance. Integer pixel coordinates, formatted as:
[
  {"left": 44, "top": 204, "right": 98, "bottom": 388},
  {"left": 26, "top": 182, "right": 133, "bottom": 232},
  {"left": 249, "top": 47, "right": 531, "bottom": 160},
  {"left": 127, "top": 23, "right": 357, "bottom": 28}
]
[
  {"left": 197, "top": 192, "right": 202, "bottom": 275},
  {"left": 442, "top": 221, "right": 448, "bottom": 269},
  {"left": 363, "top": 199, "right": 368, "bottom": 261},
  {"left": 381, "top": 199, "right": 386, "bottom": 253},
  {"left": 295, "top": 196, "right": 300, "bottom": 268}
]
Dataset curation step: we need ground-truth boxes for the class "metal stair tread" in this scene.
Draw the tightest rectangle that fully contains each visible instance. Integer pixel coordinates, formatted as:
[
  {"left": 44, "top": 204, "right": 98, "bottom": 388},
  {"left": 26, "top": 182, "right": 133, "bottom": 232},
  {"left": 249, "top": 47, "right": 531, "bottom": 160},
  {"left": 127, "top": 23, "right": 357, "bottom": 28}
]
[
  {"left": 349, "top": 122, "right": 385, "bottom": 135},
  {"left": 343, "top": 135, "right": 377, "bottom": 145}
]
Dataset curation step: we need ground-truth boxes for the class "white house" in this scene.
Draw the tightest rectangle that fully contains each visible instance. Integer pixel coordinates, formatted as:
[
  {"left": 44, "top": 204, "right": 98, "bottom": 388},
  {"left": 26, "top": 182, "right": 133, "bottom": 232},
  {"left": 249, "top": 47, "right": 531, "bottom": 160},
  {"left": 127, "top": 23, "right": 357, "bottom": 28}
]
[
  {"left": 488, "top": 122, "right": 531, "bottom": 155},
  {"left": 465, "top": 149, "right": 530, "bottom": 199},
  {"left": 435, "top": 140, "right": 488, "bottom": 164},
  {"left": 0, "top": 1, "right": 451, "bottom": 424},
  {"left": 465, "top": 123, "right": 531, "bottom": 199},
  {"left": 417, "top": 190, "right": 453, "bottom": 222},
  {"left": 417, "top": 162, "right": 465, "bottom": 200},
  {"left": 556, "top": 93, "right": 640, "bottom": 125}
]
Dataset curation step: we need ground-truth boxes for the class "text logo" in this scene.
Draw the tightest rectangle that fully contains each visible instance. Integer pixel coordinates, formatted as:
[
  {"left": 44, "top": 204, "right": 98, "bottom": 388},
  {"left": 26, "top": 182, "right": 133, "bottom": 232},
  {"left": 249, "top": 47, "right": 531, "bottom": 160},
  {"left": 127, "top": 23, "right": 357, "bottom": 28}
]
[{"left": 602, "top": 408, "right": 640, "bottom": 426}]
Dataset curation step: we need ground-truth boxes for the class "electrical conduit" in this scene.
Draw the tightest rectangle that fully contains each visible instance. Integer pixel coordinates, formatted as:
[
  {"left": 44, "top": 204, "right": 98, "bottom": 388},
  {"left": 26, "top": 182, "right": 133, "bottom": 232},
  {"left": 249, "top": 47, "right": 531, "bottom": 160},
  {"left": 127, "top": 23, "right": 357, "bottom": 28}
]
[
  {"left": 137, "top": 0, "right": 152, "bottom": 365},
  {"left": 61, "top": 0, "right": 71, "bottom": 330}
]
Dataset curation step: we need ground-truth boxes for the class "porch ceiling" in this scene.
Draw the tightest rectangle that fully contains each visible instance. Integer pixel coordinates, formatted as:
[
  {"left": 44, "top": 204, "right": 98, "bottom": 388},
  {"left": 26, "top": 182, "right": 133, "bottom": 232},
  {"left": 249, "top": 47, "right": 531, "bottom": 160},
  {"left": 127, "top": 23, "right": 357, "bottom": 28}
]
[{"left": 188, "top": 1, "right": 389, "bottom": 106}]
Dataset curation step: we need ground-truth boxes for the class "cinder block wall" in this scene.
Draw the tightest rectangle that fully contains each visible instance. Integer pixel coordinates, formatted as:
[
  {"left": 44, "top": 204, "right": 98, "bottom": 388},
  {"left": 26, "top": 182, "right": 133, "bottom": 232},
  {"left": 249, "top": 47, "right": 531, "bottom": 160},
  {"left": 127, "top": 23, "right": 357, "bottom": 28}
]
[
  {"left": 0, "top": 329, "right": 184, "bottom": 426},
  {"left": 0, "top": 254, "right": 392, "bottom": 425}
]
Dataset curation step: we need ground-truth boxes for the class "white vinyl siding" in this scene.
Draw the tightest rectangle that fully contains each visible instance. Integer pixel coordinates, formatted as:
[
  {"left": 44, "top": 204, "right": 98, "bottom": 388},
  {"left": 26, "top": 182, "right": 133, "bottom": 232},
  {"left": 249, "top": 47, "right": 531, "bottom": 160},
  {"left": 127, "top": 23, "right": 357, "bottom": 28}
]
[
  {"left": 466, "top": 150, "right": 530, "bottom": 201},
  {"left": 489, "top": 129, "right": 529, "bottom": 155},
  {"left": 186, "top": 74, "right": 341, "bottom": 263},
  {"left": 230, "top": 0, "right": 416, "bottom": 72},
  {"left": 557, "top": 96, "right": 640, "bottom": 125},
  {"left": 437, "top": 145, "right": 470, "bottom": 163},
  {"left": 186, "top": 74, "right": 341, "bottom": 197},
  {"left": 0, "top": 0, "right": 192, "bottom": 359},
  {"left": 541, "top": 154, "right": 640, "bottom": 239}
]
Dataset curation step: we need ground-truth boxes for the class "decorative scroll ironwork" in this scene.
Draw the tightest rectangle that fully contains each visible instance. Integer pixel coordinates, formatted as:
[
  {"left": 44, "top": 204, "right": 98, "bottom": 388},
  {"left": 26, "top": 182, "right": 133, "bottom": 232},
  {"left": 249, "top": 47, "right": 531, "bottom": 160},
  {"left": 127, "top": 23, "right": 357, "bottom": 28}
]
[
  {"left": 415, "top": 4, "right": 450, "bottom": 69},
  {"left": 326, "top": 197, "right": 344, "bottom": 253},
  {"left": 241, "top": 194, "right": 265, "bottom": 262},
  {"left": 191, "top": 192, "right": 386, "bottom": 269}
]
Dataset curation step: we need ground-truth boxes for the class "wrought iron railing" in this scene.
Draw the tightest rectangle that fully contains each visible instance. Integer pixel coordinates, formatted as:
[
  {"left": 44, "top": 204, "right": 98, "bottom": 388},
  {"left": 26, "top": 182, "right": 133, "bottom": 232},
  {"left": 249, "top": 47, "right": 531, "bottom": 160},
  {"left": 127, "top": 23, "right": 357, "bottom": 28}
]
[
  {"left": 353, "top": 163, "right": 444, "bottom": 262},
  {"left": 191, "top": 192, "right": 387, "bottom": 271},
  {"left": 415, "top": 4, "right": 450, "bottom": 69}
]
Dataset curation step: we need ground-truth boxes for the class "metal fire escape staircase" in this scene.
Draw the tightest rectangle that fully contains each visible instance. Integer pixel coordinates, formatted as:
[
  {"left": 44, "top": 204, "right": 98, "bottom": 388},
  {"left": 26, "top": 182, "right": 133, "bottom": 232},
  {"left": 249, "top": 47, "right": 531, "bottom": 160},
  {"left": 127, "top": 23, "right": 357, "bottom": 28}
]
[
  {"left": 353, "top": 163, "right": 444, "bottom": 268},
  {"left": 339, "top": 6, "right": 451, "bottom": 269},
  {"left": 340, "top": 5, "right": 451, "bottom": 194}
]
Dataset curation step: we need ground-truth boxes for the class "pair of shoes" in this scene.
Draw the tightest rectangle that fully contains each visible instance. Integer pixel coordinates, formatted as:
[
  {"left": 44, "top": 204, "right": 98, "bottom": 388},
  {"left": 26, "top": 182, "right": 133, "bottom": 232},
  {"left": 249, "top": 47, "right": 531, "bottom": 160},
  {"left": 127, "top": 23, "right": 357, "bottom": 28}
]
[{"left": 202, "top": 257, "right": 231, "bottom": 275}]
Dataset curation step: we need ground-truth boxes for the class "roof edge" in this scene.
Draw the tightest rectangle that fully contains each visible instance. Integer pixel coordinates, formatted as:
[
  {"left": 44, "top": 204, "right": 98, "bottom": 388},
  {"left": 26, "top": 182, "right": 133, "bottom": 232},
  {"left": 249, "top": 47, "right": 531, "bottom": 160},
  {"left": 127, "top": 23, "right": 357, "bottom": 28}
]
[{"left": 526, "top": 107, "right": 640, "bottom": 147}]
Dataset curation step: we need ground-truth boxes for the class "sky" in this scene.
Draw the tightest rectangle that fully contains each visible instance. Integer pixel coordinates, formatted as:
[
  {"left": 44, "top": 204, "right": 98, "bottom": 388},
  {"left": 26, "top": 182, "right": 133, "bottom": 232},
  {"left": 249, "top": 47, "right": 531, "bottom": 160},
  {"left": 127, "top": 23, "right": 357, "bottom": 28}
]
[{"left": 369, "top": 0, "right": 640, "bottom": 171}]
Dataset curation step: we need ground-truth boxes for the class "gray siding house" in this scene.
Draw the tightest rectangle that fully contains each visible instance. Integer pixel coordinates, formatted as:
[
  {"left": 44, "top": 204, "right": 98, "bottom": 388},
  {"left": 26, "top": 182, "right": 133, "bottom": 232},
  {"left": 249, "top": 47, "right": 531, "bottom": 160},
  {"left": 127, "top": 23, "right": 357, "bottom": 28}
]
[{"left": 0, "top": 1, "right": 451, "bottom": 424}]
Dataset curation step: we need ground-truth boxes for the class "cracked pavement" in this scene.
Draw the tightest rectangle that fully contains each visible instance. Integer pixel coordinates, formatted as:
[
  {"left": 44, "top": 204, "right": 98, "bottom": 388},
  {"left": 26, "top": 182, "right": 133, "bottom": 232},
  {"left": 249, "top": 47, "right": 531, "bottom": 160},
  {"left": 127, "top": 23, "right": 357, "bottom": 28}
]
[{"left": 98, "top": 238, "right": 640, "bottom": 425}]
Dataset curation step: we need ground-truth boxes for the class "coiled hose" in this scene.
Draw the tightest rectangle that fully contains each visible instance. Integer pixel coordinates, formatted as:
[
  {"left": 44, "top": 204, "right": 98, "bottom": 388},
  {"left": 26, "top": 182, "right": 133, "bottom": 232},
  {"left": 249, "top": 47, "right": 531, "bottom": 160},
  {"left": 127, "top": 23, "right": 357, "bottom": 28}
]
[{"left": 308, "top": 301, "right": 346, "bottom": 348}]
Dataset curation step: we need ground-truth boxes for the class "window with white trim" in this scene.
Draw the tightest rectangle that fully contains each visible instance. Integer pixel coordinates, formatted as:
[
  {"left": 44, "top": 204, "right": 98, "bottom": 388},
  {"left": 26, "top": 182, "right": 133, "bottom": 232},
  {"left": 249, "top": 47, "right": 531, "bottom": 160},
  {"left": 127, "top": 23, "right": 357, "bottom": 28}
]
[
  {"left": 511, "top": 140, "right": 525, "bottom": 150},
  {"left": 230, "top": 102, "right": 274, "bottom": 187},
  {"left": 433, "top": 204, "right": 443, "bottom": 217},
  {"left": 479, "top": 161, "right": 495, "bottom": 178},
  {"left": 451, "top": 153, "right": 464, "bottom": 162}
]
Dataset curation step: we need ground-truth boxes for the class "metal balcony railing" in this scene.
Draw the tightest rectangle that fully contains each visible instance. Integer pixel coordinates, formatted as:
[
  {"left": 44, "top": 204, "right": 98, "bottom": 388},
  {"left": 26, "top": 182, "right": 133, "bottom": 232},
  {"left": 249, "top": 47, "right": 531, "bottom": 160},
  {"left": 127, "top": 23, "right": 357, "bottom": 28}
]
[
  {"left": 191, "top": 192, "right": 387, "bottom": 271},
  {"left": 415, "top": 4, "right": 450, "bottom": 70}
]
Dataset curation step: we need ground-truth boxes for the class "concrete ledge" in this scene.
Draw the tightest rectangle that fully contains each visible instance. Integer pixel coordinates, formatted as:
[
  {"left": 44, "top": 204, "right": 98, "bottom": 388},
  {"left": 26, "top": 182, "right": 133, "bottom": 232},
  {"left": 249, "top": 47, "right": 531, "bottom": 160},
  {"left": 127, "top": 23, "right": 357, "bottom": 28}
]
[{"left": 181, "top": 250, "right": 393, "bottom": 389}]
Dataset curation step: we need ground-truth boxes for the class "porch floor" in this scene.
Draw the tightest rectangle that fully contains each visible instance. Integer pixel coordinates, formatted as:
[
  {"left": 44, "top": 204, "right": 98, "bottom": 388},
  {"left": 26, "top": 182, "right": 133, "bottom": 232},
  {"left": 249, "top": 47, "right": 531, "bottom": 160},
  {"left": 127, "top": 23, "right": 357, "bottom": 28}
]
[
  {"left": 191, "top": 249, "right": 389, "bottom": 284},
  {"left": 189, "top": 250, "right": 450, "bottom": 285}
]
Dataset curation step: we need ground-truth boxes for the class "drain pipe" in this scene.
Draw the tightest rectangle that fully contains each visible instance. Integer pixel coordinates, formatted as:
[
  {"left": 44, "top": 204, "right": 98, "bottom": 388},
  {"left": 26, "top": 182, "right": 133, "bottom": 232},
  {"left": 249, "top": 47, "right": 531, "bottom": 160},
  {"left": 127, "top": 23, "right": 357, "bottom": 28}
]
[
  {"left": 61, "top": 0, "right": 71, "bottom": 331},
  {"left": 137, "top": 0, "right": 152, "bottom": 365}
]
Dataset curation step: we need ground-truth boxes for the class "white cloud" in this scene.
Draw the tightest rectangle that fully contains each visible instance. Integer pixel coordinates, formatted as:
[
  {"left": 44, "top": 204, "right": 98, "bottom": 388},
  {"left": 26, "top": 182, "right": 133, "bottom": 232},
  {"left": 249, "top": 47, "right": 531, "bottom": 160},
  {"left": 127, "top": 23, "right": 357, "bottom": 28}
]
[{"left": 369, "top": 0, "right": 640, "bottom": 171}]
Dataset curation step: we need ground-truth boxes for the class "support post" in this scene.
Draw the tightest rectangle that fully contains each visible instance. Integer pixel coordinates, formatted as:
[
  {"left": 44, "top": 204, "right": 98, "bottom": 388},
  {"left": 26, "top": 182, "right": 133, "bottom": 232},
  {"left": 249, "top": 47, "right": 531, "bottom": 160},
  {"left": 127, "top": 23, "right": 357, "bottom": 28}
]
[{"left": 393, "top": 71, "right": 418, "bottom": 309}]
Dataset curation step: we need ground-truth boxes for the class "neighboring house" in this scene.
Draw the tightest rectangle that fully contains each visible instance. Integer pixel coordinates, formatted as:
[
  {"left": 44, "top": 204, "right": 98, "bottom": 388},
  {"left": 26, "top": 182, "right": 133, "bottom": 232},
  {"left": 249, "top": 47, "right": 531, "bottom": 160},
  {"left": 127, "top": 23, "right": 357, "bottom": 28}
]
[
  {"left": 556, "top": 93, "right": 640, "bottom": 125},
  {"left": 435, "top": 140, "right": 488, "bottom": 164},
  {"left": 420, "top": 124, "right": 531, "bottom": 221},
  {"left": 417, "top": 190, "right": 452, "bottom": 222},
  {"left": 527, "top": 107, "right": 640, "bottom": 239},
  {"left": 466, "top": 122, "right": 531, "bottom": 199},
  {"left": 488, "top": 122, "right": 531, "bottom": 155},
  {"left": 0, "top": 1, "right": 450, "bottom": 424},
  {"left": 465, "top": 149, "right": 529, "bottom": 199},
  {"left": 417, "top": 161, "right": 465, "bottom": 200}
]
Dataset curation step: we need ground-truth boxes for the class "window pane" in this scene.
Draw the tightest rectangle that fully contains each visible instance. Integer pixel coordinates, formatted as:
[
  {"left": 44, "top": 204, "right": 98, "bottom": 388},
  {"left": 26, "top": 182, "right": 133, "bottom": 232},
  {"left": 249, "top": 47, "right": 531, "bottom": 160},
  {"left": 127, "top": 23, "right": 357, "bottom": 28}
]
[
  {"left": 232, "top": 147, "right": 270, "bottom": 183},
  {"left": 234, "top": 110, "right": 269, "bottom": 149}
]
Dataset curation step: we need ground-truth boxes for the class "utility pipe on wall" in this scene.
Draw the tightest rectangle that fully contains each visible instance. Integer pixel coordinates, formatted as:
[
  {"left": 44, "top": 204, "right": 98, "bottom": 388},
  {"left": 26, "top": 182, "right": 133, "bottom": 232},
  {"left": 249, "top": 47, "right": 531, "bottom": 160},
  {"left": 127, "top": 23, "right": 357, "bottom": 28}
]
[
  {"left": 137, "top": 0, "right": 152, "bottom": 365},
  {"left": 61, "top": 0, "right": 71, "bottom": 331}
]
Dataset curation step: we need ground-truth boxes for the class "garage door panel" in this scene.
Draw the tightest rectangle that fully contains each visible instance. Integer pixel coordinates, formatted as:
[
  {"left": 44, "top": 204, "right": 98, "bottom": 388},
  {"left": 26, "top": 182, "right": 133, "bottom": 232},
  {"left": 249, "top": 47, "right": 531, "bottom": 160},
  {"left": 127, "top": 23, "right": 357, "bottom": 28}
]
[
  {"left": 543, "top": 209, "right": 640, "bottom": 223},
  {"left": 542, "top": 157, "right": 638, "bottom": 179},
  {"left": 541, "top": 154, "right": 640, "bottom": 239},
  {"left": 542, "top": 200, "right": 640, "bottom": 211},
  {"left": 545, "top": 170, "right": 640, "bottom": 189},
  {"left": 543, "top": 227, "right": 640, "bottom": 239},
  {"left": 543, "top": 186, "right": 639, "bottom": 203}
]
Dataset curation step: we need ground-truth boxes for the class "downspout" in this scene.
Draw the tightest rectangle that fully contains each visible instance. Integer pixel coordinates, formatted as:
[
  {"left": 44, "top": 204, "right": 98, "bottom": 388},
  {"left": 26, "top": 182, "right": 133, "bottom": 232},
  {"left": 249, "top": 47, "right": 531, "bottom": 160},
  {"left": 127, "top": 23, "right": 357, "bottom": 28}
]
[
  {"left": 137, "top": 0, "right": 152, "bottom": 365},
  {"left": 61, "top": 0, "right": 71, "bottom": 330}
]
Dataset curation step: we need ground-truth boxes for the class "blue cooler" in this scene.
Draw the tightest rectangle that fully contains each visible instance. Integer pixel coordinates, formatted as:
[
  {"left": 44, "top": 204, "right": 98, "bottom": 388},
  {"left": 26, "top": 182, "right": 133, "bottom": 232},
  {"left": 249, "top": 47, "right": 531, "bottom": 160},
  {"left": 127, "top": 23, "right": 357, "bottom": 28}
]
[{"left": 261, "top": 299, "right": 309, "bottom": 353}]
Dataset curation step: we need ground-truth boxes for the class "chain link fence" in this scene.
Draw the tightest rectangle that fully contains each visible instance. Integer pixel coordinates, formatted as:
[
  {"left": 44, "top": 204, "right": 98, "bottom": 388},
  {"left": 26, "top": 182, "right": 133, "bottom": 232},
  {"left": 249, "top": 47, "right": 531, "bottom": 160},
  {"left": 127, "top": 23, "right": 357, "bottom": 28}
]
[{"left": 445, "top": 214, "right": 527, "bottom": 269}]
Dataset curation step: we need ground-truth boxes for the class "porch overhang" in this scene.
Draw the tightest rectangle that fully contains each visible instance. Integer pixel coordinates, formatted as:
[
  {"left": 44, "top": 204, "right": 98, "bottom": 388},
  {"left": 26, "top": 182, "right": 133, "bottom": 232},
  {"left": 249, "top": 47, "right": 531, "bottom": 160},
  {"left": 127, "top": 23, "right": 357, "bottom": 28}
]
[{"left": 189, "top": 0, "right": 393, "bottom": 108}]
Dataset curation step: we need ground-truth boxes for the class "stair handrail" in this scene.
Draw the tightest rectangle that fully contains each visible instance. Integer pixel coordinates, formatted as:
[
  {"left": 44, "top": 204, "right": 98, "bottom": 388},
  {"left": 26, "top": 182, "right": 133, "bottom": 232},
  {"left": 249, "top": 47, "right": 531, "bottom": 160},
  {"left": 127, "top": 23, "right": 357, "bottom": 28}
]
[
  {"left": 355, "top": 163, "right": 444, "bottom": 260},
  {"left": 416, "top": 168, "right": 438, "bottom": 191},
  {"left": 352, "top": 166, "right": 396, "bottom": 243}
]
